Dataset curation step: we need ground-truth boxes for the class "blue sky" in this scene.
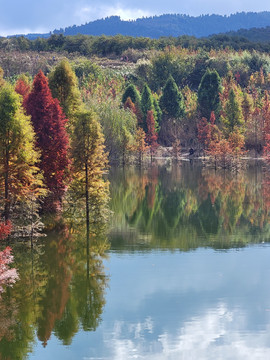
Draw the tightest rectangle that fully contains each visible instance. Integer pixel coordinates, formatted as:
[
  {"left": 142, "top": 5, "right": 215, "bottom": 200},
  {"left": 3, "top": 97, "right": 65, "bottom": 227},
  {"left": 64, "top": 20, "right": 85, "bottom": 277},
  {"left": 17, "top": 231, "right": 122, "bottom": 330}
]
[{"left": 1, "top": 0, "right": 270, "bottom": 36}]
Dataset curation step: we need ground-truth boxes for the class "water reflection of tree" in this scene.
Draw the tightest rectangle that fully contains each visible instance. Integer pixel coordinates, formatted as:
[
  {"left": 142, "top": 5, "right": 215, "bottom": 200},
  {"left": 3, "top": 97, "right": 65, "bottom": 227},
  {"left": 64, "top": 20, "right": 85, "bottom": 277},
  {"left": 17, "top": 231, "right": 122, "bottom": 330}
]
[
  {"left": 72, "top": 236, "right": 108, "bottom": 332},
  {"left": 37, "top": 221, "right": 74, "bottom": 347},
  {"left": 0, "top": 205, "right": 110, "bottom": 356},
  {"left": 0, "top": 244, "right": 40, "bottom": 360},
  {"left": 36, "top": 211, "right": 110, "bottom": 346},
  {"left": 110, "top": 163, "right": 270, "bottom": 251}
]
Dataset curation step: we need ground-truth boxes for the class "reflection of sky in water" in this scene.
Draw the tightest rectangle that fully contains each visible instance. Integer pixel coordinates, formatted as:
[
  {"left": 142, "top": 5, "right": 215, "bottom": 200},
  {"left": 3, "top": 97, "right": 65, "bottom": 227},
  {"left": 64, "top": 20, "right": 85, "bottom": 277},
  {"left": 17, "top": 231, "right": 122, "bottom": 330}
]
[
  {"left": 98, "top": 246, "right": 270, "bottom": 360},
  {"left": 30, "top": 245, "right": 270, "bottom": 359},
  {"left": 103, "top": 305, "right": 270, "bottom": 360}
]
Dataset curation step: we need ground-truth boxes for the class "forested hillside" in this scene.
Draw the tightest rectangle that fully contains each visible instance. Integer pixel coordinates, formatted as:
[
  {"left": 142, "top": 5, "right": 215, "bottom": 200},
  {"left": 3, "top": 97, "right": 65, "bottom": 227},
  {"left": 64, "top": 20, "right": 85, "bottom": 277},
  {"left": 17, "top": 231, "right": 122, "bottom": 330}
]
[
  {"left": 225, "top": 26, "right": 270, "bottom": 43},
  {"left": 9, "top": 12, "right": 270, "bottom": 39}
]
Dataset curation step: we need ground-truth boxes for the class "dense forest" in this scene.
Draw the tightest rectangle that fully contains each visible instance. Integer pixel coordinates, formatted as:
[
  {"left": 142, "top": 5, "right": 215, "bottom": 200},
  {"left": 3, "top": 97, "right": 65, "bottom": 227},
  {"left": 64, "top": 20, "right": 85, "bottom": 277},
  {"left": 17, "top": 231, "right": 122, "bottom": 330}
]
[
  {"left": 10, "top": 12, "right": 270, "bottom": 39},
  {"left": 3, "top": 32, "right": 270, "bottom": 57},
  {"left": 225, "top": 26, "right": 270, "bottom": 43}
]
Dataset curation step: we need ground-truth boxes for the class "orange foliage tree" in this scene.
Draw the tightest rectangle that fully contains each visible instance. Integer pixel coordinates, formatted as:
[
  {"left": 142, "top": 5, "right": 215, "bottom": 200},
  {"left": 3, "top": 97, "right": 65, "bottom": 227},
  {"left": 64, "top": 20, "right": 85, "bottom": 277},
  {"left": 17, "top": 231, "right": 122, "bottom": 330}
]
[
  {"left": 198, "top": 111, "right": 219, "bottom": 151},
  {"left": 134, "top": 127, "right": 148, "bottom": 165},
  {"left": 146, "top": 110, "right": 159, "bottom": 161}
]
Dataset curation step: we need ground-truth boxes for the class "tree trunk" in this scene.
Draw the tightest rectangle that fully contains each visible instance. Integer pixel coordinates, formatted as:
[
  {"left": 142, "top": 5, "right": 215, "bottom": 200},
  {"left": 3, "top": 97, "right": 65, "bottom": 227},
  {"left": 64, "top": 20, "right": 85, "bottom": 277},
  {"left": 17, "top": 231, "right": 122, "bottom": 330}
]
[{"left": 85, "top": 161, "right": 90, "bottom": 239}]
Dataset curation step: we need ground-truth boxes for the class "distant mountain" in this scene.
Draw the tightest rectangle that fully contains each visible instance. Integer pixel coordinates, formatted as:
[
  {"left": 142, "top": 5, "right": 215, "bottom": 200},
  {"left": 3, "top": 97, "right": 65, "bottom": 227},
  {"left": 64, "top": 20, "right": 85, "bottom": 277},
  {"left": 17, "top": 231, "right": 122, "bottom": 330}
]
[
  {"left": 224, "top": 26, "right": 270, "bottom": 43},
  {"left": 49, "top": 12, "right": 270, "bottom": 39}
]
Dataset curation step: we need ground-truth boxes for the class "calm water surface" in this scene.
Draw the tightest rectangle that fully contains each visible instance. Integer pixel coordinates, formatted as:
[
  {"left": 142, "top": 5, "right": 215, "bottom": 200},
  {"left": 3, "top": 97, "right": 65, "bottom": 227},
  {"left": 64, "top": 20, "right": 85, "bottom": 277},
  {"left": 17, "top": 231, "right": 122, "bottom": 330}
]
[{"left": 1, "top": 162, "right": 270, "bottom": 360}]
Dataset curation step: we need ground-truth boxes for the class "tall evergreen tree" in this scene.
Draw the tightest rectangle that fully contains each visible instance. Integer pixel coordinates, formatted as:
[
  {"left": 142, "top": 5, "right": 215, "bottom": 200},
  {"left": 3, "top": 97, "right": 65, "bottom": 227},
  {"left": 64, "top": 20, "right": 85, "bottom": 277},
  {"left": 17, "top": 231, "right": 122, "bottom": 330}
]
[
  {"left": 49, "top": 60, "right": 80, "bottom": 120},
  {"left": 122, "top": 84, "right": 141, "bottom": 106},
  {"left": 153, "top": 96, "right": 162, "bottom": 129},
  {"left": 198, "top": 69, "right": 222, "bottom": 119},
  {"left": 71, "top": 109, "right": 109, "bottom": 235},
  {"left": 25, "top": 71, "right": 70, "bottom": 208},
  {"left": 222, "top": 89, "right": 244, "bottom": 134},
  {"left": 159, "top": 75, "right": 185, "bottom": 119},
  {"left": 0, "top": 85, "right": 43, "bottom": 221},
  {"left": 140, "top": 84, "right": 156, "bottom": 132}
]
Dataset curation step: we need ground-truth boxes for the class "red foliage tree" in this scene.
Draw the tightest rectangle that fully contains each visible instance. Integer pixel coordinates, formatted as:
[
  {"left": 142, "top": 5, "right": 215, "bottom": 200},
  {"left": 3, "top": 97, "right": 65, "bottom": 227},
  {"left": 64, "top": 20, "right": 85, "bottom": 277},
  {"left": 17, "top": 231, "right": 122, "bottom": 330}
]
[
  {"left": 198, "top": 117, "right": 210, "bottom": 149},
  {"left": 25, "top": 71, "right": 70, "bottom": 208},
  {"left": 14, "top": 78, "right": 30, "bottom": 102},
  {"left": 0, "top": 221, "right": 11, "bottom": 240},
  {"left": 208, "top": 138, "right": 232, "bottom": 168},
  {"left": 124, "top": 96, "right": 143, "bottom": 125},
  {"left": 198, "top": 111, "right": 218, "bottom": 150}
]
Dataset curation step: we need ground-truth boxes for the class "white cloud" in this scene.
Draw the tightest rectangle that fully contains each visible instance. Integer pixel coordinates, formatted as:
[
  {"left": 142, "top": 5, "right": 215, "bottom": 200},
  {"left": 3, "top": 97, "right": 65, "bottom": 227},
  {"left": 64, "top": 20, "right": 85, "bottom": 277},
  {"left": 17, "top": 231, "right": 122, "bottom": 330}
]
[
  {"left": 99, "top": 303, "right": 270, "bottom": 360},
  {"left": 74, "top": 4, "right": 152, "bottom": 24}
]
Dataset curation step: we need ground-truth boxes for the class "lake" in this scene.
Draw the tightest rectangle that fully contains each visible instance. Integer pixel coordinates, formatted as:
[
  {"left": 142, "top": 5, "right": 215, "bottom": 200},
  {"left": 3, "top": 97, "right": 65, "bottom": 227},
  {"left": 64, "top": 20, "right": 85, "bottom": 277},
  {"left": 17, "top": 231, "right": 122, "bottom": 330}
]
[{"left": 1, "top": 161, "right": 270, "bottom": 360}]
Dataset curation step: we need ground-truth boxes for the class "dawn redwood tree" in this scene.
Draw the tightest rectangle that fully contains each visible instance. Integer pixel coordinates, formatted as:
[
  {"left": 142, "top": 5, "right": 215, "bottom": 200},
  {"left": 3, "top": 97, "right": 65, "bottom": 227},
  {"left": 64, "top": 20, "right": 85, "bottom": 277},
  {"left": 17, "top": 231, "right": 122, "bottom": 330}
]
[
  {"left": 0, "top": 85, "right": 43, "bottom": 222},
  {"left": 49, "top": 59, "right": 80, "bottom": 120},
  {"left": 208, "top": 138, "right": 232, "bottom": 169},
  {"left": 15, "top": 75, "right": 31, "bottom": 102},
  {"left": 228, "top": 130, "right": 245, "bottom": 156},
  {"left": 120, "top": 126, "right": 133, "bottom": 166},
  {"left": 124, "top": 97, "right": 136, "bottom": 114},
  {"left": 71, "top": 109, "right": 109, "bottom": 235},
  {"left": 197, "top": 111, "right": 219, "bottom": 151},
  {"left": 134, "top": 127, "right": 148, "bottom": 166},
  {"left": 25, "top": 71, "right": 70, "bottom": 208},
  {"left": 146, "top": 110, "right": 158, "bottom": 161},
  {"left": 242, "top": 91, "right": 253, "bottom": 123},
  {"left": 222, "top": 88, "right": 244, "bottom": 134},
  {"left": 197, "top": 117, "right": 211, "bottom": 150}
]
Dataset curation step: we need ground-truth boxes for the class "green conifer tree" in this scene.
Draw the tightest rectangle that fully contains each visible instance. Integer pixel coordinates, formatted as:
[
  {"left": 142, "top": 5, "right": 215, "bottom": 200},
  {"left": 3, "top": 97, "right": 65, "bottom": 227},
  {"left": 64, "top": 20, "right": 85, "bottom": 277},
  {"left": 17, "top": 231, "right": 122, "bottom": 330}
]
[
  {"left": 159, "top": 75, "right": 185, "bottom": 119},
  {"left": 122, "top": 84, "right": 141, "bottom": 106},
  {"left": 49, "top": 59, "right": 80, "bottom": 120},
  {"left": 140, "top": 84, "right": 156, "bottom": 132},
  {"left": 222, "top": 89, "right": 244, "bottom": 134},
  {"left": 198, "top": 69, "right": 222, "bottom": 119},
  {"left": 153, "top": 96, "right": 162, "bottom": 130}
]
